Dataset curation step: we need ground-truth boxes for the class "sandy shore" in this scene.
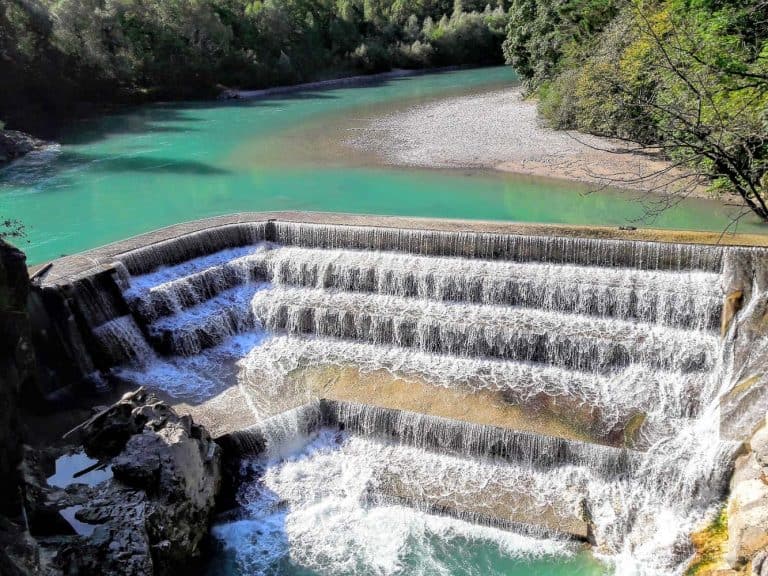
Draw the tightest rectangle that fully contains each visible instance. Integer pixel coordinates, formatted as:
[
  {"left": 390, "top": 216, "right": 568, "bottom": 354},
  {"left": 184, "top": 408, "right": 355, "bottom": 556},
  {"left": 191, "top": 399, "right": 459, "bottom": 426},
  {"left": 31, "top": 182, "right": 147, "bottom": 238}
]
[{"left": 350, "top": 87, "right": 707, "bottom": 196}]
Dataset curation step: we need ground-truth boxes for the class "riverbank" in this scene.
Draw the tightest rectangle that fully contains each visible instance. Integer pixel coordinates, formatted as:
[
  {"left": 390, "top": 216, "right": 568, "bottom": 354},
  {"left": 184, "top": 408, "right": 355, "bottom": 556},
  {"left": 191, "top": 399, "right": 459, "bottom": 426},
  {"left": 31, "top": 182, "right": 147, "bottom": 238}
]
[{"left": 350, "top": 87, "right": 712, "bottom": 197}]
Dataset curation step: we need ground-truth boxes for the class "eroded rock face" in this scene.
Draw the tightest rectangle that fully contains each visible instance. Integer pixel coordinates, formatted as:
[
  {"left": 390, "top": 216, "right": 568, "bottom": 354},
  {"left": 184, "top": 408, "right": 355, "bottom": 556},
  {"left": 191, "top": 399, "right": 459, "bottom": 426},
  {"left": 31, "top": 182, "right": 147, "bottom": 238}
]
[
  {"left": 720, "top": 250, "right": 768, "bottom": 441},
  {"left": 725, "top": 420, "right": 768, "bottom": 571},
  {"left": 0, "top": 240, "right": 36, "bottom": 516},
  {"left": 55, "top": 389, "right": 222, "bottom": 575}
]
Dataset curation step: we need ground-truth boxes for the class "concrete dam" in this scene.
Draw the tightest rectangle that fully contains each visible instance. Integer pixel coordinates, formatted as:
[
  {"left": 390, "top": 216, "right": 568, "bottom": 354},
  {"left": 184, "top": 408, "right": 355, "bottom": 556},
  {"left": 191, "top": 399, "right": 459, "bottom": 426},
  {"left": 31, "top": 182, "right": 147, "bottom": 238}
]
[{"left": 30, "top": 212, "right": 768, "bottom": 573}]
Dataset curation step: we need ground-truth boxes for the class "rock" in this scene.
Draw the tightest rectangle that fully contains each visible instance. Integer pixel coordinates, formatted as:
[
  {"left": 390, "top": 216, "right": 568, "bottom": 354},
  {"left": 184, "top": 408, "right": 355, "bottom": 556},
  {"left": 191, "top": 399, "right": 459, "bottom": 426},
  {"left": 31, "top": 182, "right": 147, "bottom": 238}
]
[
  {"left": 753, "top": 549, "right": 768, "bottom": 576},
  {"left": 722, "top": 290, "right": 744, "bottom": 337},
  {"left": 720, "top": 252, "right": 768, "bottom": 441},
  {"left": 0, "top": 240, "right": 37, "bottom": 516},
  {"left": 0, "top": 130, "right": 46, "bottom": 164},
  {"left": 55, "top": 389, "right": 222, "bottom": 575},
  {"left": 724, "top": 423, "right": 768, "bottom": 570},
  {"left": 68, "top": 388, "right": 152, "bottom": 457}
]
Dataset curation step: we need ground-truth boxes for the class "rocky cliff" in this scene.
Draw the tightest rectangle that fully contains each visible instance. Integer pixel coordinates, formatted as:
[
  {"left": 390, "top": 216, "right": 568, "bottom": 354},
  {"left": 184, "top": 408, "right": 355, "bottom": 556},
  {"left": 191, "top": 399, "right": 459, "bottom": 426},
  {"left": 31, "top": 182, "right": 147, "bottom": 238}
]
[
  {"left": 0, "top": 239, "right": 35, "bottom": 516},
  {"left": 51, "top": 388, "right": 222, "bottom": 575},
  {"left": 0, "top": 240, "right": 222, "bottom": 575}
]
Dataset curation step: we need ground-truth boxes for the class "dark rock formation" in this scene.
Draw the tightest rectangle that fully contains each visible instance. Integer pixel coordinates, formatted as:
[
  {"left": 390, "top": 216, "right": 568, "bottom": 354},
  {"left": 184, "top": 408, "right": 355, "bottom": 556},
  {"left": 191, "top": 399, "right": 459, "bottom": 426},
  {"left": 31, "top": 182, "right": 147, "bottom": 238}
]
[
  {"left": 0, "top": 130, "right": 46, "bottom": 164},
  {"left": 0, "top": 240, "right": 36, "bottom": 516},
  {"left": 55, "top": 388, "right": 222, "bottom": 575},
  {"left": 0, "top": 240, "right": 50, "bottom": 575}
]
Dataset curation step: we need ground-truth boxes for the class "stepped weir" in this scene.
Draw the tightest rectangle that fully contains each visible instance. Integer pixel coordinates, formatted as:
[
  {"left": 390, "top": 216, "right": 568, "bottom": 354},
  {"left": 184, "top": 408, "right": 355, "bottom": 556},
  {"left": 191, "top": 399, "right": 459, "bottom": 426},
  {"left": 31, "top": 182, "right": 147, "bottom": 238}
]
[{"left": 29, "top": 213, "right": 768, "bottom": 574}]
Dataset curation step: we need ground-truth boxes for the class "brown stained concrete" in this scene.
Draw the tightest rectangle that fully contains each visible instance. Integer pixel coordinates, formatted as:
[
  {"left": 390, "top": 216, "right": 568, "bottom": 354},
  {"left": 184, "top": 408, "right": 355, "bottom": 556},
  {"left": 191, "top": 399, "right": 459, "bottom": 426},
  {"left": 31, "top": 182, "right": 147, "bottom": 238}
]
[
  {"left": 170, "top": 386, "right": 261, "bottom": 439},
  {"left": 295, "top": 364, "right": 635, "bottom": 448},
  {"left": 171, "top": 362, "right": 639, "bottom": 447},
  {"left": 372, "top": 467, "right": 590, "bottom": 540},
  {"left": 29, "top": 211, "right": 768, "bottom": 283}
]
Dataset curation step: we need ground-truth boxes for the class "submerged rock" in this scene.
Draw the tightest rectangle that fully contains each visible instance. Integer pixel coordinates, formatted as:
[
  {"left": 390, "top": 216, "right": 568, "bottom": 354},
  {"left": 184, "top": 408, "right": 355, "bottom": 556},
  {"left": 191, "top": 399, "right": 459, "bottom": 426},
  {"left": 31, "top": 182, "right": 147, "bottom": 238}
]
[{"left": 55, "top": 388, "right": 222, "bottom": 575}]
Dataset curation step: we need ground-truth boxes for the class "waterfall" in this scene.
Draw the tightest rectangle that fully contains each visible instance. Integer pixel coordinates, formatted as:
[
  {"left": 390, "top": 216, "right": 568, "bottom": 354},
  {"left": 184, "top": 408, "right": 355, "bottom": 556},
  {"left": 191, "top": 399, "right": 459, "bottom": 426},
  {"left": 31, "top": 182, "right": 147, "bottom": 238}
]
[
  {"left": 250, "top": 287, "right": 718, "bottom": 373},
  {"left": 71, "top": 219, "right": 768, "bottom": 575},
  {"left": 271, "top": 221, "right": 725, "bottom": 270},
  {"left": 92, "top": 315, "right": 155, "bottom": 366},
  {"left": 237, "top": 336, "right": 704, "bottom": 432},
  {"left": 265, "top": 246, "right": 722, "bottom": 329},
  {"left": 124, "top": 245, "right": 272, "bottom": 322},
  {"left": 224, "top": 403, "right": 324, "bottom": 459},
  {"left": 319, "top": 400, "right": 636, "bottom": 476},
  {"left": 147, "top": 282, "right": 265, "bottom": 356},
  {"left": 117, "top": 222, "right": 268, "bottom": 275}
]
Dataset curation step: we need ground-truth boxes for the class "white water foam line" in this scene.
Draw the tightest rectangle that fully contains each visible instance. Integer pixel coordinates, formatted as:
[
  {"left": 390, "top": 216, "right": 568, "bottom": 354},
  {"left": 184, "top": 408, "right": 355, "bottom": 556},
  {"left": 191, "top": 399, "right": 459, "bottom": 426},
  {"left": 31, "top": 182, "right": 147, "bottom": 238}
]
[
  {"left": 128, "top": 254, "right": 269, "bottom": 322},
  {"left": 212, "top": 430, "right": 589, "bottom": 576},
  {"left": 237, "top": 335, "right": 710, "bottom": 430},
  {"left": 147, "top": 282, "right": 269, "bottom": 356},
  {"left": 270, "top": 221, "right": 726, "bottom": 271},
  {"left": 250, "top": 287, "right": 719, "bottom": 373},
  {"left": 264, "top": 245, "right": 722, "bottom": 329},
  {"left": 213, "top": 428, "right": 730, "bottom": 575}
]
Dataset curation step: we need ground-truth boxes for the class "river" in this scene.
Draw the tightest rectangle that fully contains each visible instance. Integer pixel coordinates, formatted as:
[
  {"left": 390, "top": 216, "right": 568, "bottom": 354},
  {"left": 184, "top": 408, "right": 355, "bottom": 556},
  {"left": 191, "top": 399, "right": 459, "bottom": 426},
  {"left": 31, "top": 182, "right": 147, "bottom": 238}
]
[{"left": 1, "top": 66, "right": 764, "bottom": 266}]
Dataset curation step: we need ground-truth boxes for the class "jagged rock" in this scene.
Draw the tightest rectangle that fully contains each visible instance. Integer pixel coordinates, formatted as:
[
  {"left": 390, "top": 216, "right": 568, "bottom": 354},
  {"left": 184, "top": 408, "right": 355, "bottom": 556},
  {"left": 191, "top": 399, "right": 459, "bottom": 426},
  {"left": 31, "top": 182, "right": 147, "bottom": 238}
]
[
  {"left": 69, "top": 388, "right": 152, "bottom": 457},
  {"left": 55, "top": 389, "right": 222, "bottom": 575},
  {"left": 0, "top": 240, "right": 36, "bottom": 517},
  {"left": 0, "top": 130, "right": 45, "bottom": 164},
  {"left": 720, "top": 251, "right": 768, "bottom": 441}
]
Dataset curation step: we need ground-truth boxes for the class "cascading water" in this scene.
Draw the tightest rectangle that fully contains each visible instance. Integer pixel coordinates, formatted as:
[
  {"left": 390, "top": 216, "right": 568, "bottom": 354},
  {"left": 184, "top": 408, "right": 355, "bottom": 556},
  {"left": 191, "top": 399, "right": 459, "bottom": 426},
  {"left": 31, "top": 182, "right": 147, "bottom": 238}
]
[{"left": 80, "top": 221, "right": 765, "bottom": 575}]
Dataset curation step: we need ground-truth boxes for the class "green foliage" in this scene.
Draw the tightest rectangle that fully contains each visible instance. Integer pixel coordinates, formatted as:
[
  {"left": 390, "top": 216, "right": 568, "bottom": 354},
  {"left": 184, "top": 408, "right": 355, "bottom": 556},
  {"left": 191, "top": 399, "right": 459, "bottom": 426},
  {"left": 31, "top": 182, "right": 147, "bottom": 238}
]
[
  {"left": 504, "top": 0, "right": 768, "bottom": 220},
  {"left": 502, "top": 0, "right": 619, "bottom": 85},
  {"left": 0, "top": 0, "right": 508, "bottom": 128}
]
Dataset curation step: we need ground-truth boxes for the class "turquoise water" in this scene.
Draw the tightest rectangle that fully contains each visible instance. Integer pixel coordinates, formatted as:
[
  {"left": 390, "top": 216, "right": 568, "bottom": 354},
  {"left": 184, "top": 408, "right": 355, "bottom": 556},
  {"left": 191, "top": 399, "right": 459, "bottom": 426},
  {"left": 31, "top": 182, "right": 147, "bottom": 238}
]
[{"left": 0, "top": 66, "right": 763, "bottom": 265}]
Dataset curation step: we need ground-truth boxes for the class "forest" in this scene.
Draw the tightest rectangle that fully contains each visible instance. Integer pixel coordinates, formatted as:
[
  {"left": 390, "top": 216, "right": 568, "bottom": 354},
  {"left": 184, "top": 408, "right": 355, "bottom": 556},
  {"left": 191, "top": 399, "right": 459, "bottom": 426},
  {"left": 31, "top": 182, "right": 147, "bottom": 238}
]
[{"left": 0, "top": 0, "right": 506, "bottom": 129}]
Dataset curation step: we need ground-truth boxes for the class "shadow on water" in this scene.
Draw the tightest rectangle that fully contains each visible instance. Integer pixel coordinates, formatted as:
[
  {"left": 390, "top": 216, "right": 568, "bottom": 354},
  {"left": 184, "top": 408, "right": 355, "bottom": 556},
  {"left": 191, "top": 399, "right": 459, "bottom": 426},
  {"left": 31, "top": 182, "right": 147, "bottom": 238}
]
[
  {"left": 0, "top": 149, "right": 230, "bottom": 188},
  {"left": 59, "top": 90, "right": 341, "bottom": 147},
  {"left": 49, "top": 67, "right": 471, "bottom": 148},
  {"left": 58, "top": 151, "right": 230, "bottom": 176}
]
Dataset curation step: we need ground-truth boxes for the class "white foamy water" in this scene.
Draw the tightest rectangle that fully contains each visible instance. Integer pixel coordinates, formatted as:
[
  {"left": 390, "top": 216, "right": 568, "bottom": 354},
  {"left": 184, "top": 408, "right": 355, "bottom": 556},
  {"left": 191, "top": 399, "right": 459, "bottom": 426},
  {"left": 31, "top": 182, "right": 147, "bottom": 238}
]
[
  {"left": 209, "top": 430, "right": 591, "bottom": 576},
  {"left": 238, "top": 335, "right": 706, "bottom": 434},
  {"left": 116, "top": 331, "right": 269, "bottom": 399},
  {"left": 250, "top": 286, "right": 718, "bottom": 373},
  {"left": 263, "top": 245, "right": 722, "bottom": 329}
]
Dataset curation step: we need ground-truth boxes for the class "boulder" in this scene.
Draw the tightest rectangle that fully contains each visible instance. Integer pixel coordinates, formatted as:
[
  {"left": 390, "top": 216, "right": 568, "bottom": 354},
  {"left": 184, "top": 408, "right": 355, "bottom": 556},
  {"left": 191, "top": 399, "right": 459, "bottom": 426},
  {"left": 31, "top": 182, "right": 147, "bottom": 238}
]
[
  {"left": 55, "top": 389, "right": 222, "bottom": 575},
  {"left": 0, "top": 130, "right": 45, "bottom": 164}
]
